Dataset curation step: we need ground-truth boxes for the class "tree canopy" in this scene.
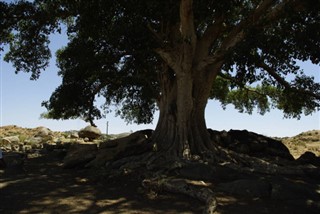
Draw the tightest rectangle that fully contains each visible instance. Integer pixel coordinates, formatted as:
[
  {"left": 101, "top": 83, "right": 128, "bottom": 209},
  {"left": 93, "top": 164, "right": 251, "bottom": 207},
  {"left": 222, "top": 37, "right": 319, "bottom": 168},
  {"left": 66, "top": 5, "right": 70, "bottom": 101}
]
[{"left": 1, "top": 0, "right": 320, "bottom": 125}]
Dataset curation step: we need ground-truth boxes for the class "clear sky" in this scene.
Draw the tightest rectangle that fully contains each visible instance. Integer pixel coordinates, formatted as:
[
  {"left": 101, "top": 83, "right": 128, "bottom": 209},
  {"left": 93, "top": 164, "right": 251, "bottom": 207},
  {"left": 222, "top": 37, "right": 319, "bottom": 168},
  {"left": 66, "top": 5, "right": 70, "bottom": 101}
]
[{"left": 0, "top": 31, "right": 319, "bottom": 137}]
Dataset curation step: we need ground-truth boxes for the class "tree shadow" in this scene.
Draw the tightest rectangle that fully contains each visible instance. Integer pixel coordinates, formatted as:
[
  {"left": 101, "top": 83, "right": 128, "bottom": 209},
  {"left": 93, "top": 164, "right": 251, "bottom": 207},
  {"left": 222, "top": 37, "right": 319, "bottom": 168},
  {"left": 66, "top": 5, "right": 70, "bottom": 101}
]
[
  {"left": 1, "top": 149, "right": 320, "bottom": 214},
  {"left": 215, "top": 172, "right": 320, "bottom": 214},
  {"left": 0, "top": 151, "right": 203, "bottom": 213}
]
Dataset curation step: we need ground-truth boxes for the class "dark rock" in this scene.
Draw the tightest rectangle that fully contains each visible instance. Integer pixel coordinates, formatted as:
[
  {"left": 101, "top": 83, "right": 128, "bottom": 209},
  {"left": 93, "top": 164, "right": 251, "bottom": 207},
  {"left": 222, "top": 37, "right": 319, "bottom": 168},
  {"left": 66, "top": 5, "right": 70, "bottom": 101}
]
[
  {"left": 267, "top": 140, "right": 294, "bottom": 160},
  {"left": 63, "top": 143, "right": 98, "bottom": 168},
  {"left": 208, "top": 129, "right": 294, "bottom": 160},
  {"left": 3, "top": 152, "right": 26, "bottom": 168},
  {"left": 87, "top": 129, "right": 153, "bottom": 168},
  {"left": 297, "top": 151, "right": 320, "bottom": 167}
]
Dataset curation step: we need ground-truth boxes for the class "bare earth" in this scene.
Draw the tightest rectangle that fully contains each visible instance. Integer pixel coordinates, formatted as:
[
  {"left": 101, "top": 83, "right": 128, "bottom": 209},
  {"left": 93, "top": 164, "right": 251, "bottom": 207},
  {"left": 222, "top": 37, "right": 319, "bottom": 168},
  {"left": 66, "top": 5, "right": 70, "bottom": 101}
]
[
  {"left": 1, "top": 128, "right": 320, "bottom": 214},
  {"left": 1, "top": 151, "right": 206, "bottom": 214}
]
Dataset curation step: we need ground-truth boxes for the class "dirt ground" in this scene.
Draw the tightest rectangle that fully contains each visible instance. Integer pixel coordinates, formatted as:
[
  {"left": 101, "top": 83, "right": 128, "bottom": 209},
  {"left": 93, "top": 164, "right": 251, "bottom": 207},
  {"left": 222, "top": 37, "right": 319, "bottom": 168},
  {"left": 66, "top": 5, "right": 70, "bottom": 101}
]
[
  {"left": 0, "top": 151, "right": 201, "bottom": 214},
  {"left": 1, "top": 150, "right": 320, "bottom": 214}
]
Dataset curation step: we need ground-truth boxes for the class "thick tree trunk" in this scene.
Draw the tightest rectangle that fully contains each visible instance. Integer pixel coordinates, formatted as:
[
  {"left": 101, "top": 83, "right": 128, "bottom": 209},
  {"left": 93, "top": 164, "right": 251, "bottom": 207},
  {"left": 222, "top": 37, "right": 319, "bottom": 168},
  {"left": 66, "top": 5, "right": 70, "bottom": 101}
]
[
  {"left": 152, "top": 65, "right": 219, "bottom": 158},
  {"left": 151, "top": 0, "right": 223, "bottom": 158}
]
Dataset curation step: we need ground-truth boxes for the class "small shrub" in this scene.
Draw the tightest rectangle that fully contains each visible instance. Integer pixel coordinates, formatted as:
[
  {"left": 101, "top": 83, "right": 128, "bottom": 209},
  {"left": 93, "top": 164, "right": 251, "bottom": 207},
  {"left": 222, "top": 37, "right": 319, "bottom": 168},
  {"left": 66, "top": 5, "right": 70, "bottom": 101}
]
[{"left": 19, "top": 135, "right": 28, "bottom": 143}]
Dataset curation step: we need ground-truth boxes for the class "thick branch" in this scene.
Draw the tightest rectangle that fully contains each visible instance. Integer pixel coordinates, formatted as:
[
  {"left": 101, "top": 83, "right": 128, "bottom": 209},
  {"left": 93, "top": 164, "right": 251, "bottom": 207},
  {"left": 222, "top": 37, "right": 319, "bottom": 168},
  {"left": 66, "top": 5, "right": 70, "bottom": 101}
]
[
  {"left": 197, "top": 0, "right": 278, "bottom": 70},
  {"left": 218, "top": 0, "right": 276, "bottom": 52},
  {"left": 195, "top": 16, "right": 225, "bottom": 62},
  {"left": 263, "top": 0, "right": 290, "bottom": 22},
  {"left": 258, "top": 62, "right": 291, "bottom": 88},
  {"left": 258, "top": 62, "right": 320, "bottom": 100},
  {"left": 147, "top": 23, "right": 164, "bottom": 45},
  {"left": 179, "top": 0, "right": 197, "bottom": 70},
  {"left": 155, "top": 1, "right": 198, "bottom": 72},
  {"left": 155, "top": 48, "right": 179, "bottom": 71},
  {"left": 180, "top": 0, "right": 196, "bottom": 46}
]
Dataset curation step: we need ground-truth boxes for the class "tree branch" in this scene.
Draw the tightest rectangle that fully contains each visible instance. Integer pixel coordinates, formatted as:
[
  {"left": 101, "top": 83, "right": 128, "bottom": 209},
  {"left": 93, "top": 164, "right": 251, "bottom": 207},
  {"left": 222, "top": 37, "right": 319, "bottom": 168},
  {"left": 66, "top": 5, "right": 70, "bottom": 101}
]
[
  {"left": 258, "top": 62, "right": 291, "bottom": 88},
  {"left": 195, "top": 1, "right": 276, "bottom": 72},
  {"left": 218, "top": 0, "right": 276, "bottom": 52},
  {"left": 179, "top": 0, "right": 197, "bottom": 70},
  {"left": 258, "top": 62, "right": 320, "bottom": 100},
  {"left": 218, "top": 72, "right": 267, "bottom": 97},
  {"left": 180, "top": 0, "right": 196, "bottom": 45},
  {"left": 195, "top": 15, "right": 225, "bottom": 62},
  {"left": 197, "top": 0, "right": 291, "bottom": 71},
  {"left": 147, "top": 23, "right": 164, "bottom": 45},
  {"left": 155, "top": 48, "right": 179, "bottom": 71}
]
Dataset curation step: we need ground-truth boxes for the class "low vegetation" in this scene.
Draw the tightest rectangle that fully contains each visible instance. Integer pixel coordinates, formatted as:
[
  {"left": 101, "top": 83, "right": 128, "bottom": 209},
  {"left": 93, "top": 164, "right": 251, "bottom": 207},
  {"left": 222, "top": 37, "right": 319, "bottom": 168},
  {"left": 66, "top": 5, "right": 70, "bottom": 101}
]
[{"left": 280, "top": 130, "right": 320, "bottom": 158}]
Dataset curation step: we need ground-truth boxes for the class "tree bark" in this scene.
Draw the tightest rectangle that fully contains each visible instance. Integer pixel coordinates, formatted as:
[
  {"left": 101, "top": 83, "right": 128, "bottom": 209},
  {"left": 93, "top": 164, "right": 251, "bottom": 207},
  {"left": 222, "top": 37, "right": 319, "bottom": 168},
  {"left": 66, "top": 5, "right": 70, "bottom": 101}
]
[
  {"left": 151, "top": 0, "right": 223, "bottom": 158},
  {"left": 143, "top": 178, "right": 217, "bottom": 214},
  {"left": 152, "top": 63, "right": 219, "bottom": 158}
]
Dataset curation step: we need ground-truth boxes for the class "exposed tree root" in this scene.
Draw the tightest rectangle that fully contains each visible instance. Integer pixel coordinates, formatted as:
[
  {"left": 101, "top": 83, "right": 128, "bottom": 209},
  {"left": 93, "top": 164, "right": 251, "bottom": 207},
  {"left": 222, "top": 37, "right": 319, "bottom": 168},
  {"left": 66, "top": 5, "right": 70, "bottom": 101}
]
[
  {"left": 64, "top": 130, "right": 320, "bottom": 214},
  {"left": 96, "top": 144, "right": 320, "bottom": 213},
  {"left": 142, "top": 177, "right": 217, "bottom": 214},
  {"left": 206, "top": 146, "right": 318, "bottom": 176}
]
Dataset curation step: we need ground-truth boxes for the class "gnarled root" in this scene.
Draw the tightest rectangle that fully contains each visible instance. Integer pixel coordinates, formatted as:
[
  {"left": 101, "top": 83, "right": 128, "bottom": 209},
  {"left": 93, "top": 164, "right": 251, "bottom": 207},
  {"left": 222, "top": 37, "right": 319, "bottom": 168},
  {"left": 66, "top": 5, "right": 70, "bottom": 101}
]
[
  {"left": 207, "top": 146, "right": 317, "bottom": 176},
  {"left": 142, "top": 177, "right": 218, "bottom": 214}
]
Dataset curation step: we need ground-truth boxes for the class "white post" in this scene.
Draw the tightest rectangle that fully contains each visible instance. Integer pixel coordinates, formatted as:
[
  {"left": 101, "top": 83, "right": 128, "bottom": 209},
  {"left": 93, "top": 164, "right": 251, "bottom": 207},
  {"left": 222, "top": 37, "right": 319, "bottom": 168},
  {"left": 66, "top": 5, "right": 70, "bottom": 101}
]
[{"left": 106, "top": 121, "right": 109, "bottom": 135}]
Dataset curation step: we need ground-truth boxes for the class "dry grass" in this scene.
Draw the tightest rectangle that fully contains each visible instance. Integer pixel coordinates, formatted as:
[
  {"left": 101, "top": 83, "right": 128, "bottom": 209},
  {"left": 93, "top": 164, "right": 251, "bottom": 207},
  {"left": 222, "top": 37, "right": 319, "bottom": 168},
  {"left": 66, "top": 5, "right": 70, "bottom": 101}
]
[{"left": 281, "top": 130, "right": 320, "bottom": 159}]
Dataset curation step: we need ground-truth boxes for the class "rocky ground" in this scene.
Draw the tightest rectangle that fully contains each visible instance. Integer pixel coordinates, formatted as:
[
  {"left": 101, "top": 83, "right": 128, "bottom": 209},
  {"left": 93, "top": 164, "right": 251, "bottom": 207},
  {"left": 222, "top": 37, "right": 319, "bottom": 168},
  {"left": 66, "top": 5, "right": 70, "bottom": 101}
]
[{"left": 0, "top": 125, "right": 320, "bottom": 214}]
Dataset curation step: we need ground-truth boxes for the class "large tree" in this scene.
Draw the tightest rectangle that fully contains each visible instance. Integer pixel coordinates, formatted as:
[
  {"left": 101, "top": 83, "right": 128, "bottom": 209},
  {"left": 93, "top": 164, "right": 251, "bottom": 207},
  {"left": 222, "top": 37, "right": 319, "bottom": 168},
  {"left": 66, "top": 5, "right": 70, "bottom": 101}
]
[{"left": 1, "top": 0, "right": 320, "bottom": 158}]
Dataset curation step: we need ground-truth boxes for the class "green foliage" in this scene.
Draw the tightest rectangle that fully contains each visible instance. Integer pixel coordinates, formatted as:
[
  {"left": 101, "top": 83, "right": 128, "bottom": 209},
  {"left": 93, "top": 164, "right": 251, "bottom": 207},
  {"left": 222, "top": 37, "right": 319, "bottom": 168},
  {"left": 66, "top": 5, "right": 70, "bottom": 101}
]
[
  {"left": 211, "top": 75, "right": 320, "bottom": 118},
  {"left": 1, "top": 0, "right": 64, "bottom": 79},
  {"left": 1, "top": 0, "right": 319, "bottom": 123},
  {"left": 0, "top": 2, "right": 13, "bottom": 51}
]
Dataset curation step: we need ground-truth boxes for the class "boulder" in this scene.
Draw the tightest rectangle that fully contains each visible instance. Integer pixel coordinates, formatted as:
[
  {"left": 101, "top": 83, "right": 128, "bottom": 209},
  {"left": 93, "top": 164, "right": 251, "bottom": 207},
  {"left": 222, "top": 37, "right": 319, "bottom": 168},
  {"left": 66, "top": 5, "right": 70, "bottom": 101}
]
[
  {"left": 1, "top": 136, "right": 20, "bottom": 146},
  {"left": 87, "top": 129, "right": 153, "bottom": 168},
  {"left": 3, "top": 152, "right": 26, "bottom": 168},
  {"left": 25, "top": 137, "right": 44, "bottom": 145},
  {"left": 63, "top": 143, "right": 98, "bottom": 168},
  {"left": 208, "top": 129, "right": 294, "bottom": 160},
  {"left": 35, "top": 126, "right": 52, "bottom": 137},
  {"left": 296, "top": 151, "right": 320, "bottom": 167},
  {"left": 78, "top": 126, "right": 102, "bottom": 140},
  {"left": 70, "top": 132, "right": 79, "bottom": 139},
  {"left": 266, "top": 139, "right": 293, "bottom": 160},
  {"left": 11, "top": 144, "right": 20, "bottom": 152}
]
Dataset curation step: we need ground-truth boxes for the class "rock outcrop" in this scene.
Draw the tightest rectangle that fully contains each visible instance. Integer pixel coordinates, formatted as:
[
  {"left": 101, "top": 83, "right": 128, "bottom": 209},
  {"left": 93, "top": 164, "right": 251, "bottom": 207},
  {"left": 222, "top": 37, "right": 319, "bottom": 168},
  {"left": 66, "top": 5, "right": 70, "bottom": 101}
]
[
  {"left": 208, "top": 129, "right": 294, "bottom": 160},
  {"left": 296, "top": 151, "right": 320, "bottom": 167},
  {"left": 86, "top": 129, "right": 153, "bottom": 168},
  {"left": 63, "top": 143, "right": 98, "bottom": 168}
]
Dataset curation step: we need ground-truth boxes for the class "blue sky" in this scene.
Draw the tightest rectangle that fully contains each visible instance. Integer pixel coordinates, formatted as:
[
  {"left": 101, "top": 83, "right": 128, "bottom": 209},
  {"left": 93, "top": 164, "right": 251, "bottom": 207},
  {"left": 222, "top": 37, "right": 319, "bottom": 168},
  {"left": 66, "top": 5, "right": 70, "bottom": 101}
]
[{"left": 0, "top": 31, "right": 319, "bottom": 137}]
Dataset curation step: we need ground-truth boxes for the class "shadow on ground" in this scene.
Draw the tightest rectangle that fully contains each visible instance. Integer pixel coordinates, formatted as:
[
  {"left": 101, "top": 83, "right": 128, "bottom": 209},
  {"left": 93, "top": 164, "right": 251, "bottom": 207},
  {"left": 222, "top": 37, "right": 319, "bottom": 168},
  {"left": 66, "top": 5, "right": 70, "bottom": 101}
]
[
  {"left": 0, "top": 152, "right": 203, "bottom": 214},
  {"left": 1, "top": 151, "right": 320, "bottom": 214}
]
